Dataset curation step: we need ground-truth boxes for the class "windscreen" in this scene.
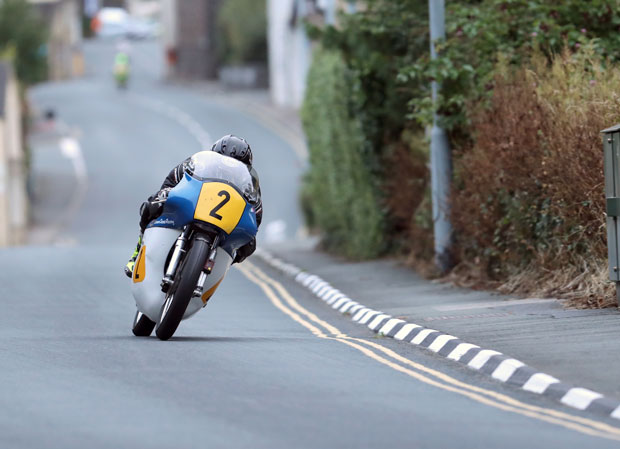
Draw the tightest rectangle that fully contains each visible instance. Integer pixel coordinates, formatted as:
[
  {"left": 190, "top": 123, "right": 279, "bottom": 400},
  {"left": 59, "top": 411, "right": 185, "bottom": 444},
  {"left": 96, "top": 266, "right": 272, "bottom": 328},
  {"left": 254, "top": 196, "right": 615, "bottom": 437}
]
[{"left": 186, "top": 151, "right": 257, "bottom": 202}]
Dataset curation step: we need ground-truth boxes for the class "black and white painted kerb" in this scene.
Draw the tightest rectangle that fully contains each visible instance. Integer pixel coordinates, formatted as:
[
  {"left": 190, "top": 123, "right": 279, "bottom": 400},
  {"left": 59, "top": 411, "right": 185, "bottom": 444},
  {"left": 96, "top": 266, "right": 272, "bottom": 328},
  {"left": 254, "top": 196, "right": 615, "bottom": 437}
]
[{"left": 254, "top": 249, "right": 620, "bottom": 420}]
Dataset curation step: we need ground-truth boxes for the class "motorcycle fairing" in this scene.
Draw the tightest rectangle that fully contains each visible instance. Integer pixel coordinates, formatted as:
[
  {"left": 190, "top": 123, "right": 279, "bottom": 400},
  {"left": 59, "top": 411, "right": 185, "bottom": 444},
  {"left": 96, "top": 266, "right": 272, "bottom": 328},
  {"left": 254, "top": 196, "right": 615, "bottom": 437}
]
[
  {"left": 131, "top": 227, "right": 179, "bottom": 321},
  {"left": 148, "top": 173, "right": 258, "bottom": 257},
  {"left": 131, "top": 227, "right": 233, "bottom": 322}
]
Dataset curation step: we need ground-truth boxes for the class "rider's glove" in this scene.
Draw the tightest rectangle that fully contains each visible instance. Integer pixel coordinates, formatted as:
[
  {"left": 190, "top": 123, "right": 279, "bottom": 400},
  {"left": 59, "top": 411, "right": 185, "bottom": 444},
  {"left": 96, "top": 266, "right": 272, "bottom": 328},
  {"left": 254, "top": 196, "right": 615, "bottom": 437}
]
[{"left": 157, "top": 188, "right": 172, "bottom": 201}]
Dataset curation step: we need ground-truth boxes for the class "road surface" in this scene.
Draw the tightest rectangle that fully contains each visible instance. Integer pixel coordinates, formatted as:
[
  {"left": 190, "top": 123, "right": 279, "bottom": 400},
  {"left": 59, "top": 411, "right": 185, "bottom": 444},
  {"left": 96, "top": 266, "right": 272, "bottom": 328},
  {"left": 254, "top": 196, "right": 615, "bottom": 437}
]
[{"left": 2, "top": 39, "right": 619, "bottom": 449}]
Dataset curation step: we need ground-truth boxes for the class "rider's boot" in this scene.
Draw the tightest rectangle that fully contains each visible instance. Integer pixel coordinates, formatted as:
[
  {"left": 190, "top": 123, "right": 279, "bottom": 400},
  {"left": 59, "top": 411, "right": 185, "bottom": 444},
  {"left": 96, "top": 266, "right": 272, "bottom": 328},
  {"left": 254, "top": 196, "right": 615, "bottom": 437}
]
[{"left": 124, "top": 233, "right": 143, "bottom": 278}]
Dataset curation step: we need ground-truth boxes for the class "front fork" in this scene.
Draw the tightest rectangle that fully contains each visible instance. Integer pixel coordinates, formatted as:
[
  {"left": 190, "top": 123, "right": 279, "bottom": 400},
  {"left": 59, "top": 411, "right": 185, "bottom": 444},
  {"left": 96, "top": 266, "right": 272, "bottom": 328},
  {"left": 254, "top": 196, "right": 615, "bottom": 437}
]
[
  {"left": 192, "top": 234, "right": 219, "bottom": 298},
  {"left": 160, "top": 228, "right": 220, "bottom": 297},
  {"left": 160, "top": 228, "right": 191, "bottom": 293}
]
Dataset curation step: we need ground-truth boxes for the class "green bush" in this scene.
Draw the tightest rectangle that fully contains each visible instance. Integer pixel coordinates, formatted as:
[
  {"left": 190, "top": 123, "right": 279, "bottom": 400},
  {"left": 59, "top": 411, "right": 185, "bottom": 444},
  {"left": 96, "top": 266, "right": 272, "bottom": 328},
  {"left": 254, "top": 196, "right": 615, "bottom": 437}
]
[
  {"left": 301, "top": 47, "right": 385, "bottom": 259},
  {"left": 216, "top": 0, "right": 267, "bottom": 65},
  {"left": 302, "top": 1, "right": 432, "bottom": 259},
  {"left": 0, "top": 0, "right": 47, "bottom": 85},
  {"left": 400, "top": 0, "right": 620, "bottom": 133},
  {"left": 303, "top": 0, "right": 620, "bottom": 304}
]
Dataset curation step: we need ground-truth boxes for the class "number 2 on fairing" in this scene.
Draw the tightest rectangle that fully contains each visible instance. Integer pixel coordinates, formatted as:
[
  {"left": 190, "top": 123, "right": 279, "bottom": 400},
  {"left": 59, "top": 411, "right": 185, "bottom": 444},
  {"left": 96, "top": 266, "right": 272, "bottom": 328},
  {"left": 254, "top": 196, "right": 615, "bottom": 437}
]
[
  {"left": 209, "top": 190, "right": 230, "bottom": 220},
  {"left": 194, "top": 182, "right": 246, "bottom": 234}
]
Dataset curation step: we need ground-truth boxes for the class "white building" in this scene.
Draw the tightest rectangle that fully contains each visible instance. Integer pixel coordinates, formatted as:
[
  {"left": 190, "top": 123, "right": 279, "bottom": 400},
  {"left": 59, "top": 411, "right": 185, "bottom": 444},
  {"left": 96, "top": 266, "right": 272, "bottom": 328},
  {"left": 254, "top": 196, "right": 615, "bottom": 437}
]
[
  {"left": 30, "top": 0, "right": 84, "bottom": 80},
  {"left": 0, "top": 62, "right": 28, "bottom": 246},
  {"left": 267, "top": 0, "right": 312, "bottom": 109},
  {"left": 267, "top": 0, "right": 355, "bottom": 108}
]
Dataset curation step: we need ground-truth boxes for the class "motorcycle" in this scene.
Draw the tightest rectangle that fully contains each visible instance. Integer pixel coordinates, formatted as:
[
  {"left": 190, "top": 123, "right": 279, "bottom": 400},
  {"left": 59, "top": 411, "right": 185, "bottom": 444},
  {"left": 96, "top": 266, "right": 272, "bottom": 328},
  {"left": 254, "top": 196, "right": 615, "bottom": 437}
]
[
  {"left": 114, "top": 53, "right": 130, "bottom": 89},
  {"left": 129, "top": 151, "right": 259, "bottom": 340}
]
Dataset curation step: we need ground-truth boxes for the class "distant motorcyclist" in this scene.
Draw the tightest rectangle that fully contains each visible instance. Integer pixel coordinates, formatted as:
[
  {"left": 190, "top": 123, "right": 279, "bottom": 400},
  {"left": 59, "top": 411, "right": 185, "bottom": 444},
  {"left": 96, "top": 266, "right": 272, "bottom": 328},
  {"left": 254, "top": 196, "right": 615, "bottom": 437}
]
[
  {"left": 114, "top": 51, "right": 130, "bottom": 88},
  {"left": 125, "top": 135, "right": 263, "bottom": 277}
]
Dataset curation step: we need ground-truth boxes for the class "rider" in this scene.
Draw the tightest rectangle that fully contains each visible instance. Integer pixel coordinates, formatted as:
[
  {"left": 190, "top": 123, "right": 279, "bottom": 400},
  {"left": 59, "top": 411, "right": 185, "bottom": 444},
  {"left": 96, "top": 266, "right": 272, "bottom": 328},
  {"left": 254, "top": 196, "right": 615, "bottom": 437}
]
[{"left": 124, "top": 135, "right": 263, "bottom": 277}]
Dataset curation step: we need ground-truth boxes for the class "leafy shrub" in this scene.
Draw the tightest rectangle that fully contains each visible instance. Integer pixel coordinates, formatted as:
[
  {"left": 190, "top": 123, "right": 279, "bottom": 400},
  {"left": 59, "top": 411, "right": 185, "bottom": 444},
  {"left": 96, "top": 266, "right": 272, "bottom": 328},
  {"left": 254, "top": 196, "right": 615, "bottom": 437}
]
[
  {"left": 216, "top": 0, "right": 267, "bottom": 65},
  {"left": 301, "top": 47, "right": 385, "bottom": 259},
  {"left": 453, "top": 47, "right": 620, "bottom": 305},
  {"left": 0, "top": 0, "right": 47, "bottom": 84},
  {"left": 302, "top": 1, "right": 432, "bottom": 258},
  {"left": 303, "top": 0, "right": 620, "bottom": 305},
  {"left": 400, "top": 0, "right": 620, "bottom": 134}
]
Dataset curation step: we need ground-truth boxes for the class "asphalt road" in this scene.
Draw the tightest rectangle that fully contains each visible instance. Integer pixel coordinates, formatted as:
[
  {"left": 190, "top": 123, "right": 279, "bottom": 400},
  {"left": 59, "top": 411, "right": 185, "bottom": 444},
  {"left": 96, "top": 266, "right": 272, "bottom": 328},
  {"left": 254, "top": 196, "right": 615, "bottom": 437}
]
[{"left": 2, "top": 39, "right": 620, "bottom": 448}]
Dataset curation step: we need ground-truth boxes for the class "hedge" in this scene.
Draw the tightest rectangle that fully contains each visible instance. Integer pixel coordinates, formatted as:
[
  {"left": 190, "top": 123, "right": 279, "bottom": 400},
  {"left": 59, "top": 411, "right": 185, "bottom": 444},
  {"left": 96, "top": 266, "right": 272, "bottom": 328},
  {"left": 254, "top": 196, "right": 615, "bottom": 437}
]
[{"left": 301, "top": 47, "right": 385, "bottom": 259}]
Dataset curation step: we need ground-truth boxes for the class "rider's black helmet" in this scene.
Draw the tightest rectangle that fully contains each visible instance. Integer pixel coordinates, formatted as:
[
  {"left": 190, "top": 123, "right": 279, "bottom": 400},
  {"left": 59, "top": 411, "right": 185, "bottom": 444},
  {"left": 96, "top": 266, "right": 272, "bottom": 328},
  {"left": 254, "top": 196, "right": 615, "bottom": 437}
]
[{"left": 211, "top": 135, "right": 253, "bottom": 166}]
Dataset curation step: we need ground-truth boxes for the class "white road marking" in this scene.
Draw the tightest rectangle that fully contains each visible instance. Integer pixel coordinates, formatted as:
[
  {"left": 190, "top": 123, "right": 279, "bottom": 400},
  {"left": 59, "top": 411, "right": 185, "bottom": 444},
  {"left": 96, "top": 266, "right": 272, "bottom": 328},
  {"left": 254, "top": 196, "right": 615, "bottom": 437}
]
[
  {"left": 255, "top": 250, "right": 620, "bottom": 421},
  {"left": 332, "top": 297, "right": 349, "bottom": 309},
  {"left": 327, "top": 293, "right": 345, "bottom": 305},
  {"left": 358, "top": 310, "right": 381, "bottom": 325},
  {"left": 323, "top": 289, "right": 340, "bottom": 302},
  {"left": 561, "top": 388, "right": 604, "bottom": 410},
  {"left": 35, "top": 134, "right": 89, "bottom": 246},
  {"left": 340, "top": 301, "right": 359, "bottom": 313},
  {"left": 129, "top": 94, "right": 212, "bottom": 149},
  {"left": 368, "top": 314, "right": 390, "bottom": 330},
  {"left": 352, "top": 308, "right": 371, "bottom": 322},
  {"left": 394, "top": 323, "right": 420, "bottom": 341},
  {"left": 311, "top": 281, "right": 328, "bottom": 293},
  {"left": 428, "top": 335, "right": 458, "bottom": 353},
  {"left": 378, "top": 319, "right": 405, "bottom": 335},
  {"left": 522, "top": 373, "right": 560, "bottom": 394},
  {"left": 447, "top": 343, "right": 480, "bottom": 361},
  {"left": 347, "top": 304, "right": 364, "bottom": 315},
  {"left": 468, "top": 350, "right": 502, "bottom": 370},
  {"left": 411, "top": 328, "right": 437, "bottom": 345},
  {"left": 492, "top": 359, "right": 525, "bottom": 382}
]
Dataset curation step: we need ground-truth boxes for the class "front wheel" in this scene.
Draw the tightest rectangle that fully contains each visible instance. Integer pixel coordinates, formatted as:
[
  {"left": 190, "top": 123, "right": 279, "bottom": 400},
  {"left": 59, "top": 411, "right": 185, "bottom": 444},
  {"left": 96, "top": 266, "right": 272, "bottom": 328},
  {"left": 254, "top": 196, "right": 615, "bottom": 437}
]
[
  {"left": 132, "top": 310, "right": 155, "bottom": 337},
  {"left": 155, "top": 235, "right": 210, "bottom": 340}
]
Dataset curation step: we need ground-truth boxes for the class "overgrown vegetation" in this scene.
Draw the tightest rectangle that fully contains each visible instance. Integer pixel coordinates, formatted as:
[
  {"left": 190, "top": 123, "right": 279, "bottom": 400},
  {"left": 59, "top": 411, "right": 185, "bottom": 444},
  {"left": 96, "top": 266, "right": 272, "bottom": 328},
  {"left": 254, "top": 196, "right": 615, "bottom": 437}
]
[
  {"left": 301, "top": 48, "right": 384, "bottom": 259},
  {"left": 302, "top": 0, "right": 620, "bottom": 306},
  {"left": 452, "top": 47, "right": 620, "bottom": 306},
  {"left": 0, "top": 0, "right": 47, "bottom": 85},
  {"left": 302, "top": 2, "right": 432, "bottom": 260},
  {"left": 216, "top": 0, "right": 267, "bottom": 65}
]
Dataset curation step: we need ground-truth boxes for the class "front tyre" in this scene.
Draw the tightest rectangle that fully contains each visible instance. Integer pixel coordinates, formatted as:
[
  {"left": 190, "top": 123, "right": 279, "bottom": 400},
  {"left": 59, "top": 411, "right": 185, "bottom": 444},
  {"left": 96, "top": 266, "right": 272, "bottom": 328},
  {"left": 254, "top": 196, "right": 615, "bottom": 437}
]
[
  {"left": 132, "top": 310, "right": 155, "bottom": 337},
  {"left": 155, "top": 235, "right": 210, "bottom": 340}
]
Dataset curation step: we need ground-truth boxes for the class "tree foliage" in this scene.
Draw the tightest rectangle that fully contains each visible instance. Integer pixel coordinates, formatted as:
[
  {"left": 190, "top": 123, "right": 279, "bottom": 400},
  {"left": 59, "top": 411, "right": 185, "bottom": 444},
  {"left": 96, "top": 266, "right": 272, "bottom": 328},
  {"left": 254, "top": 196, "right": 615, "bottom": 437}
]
[
  {"left": 0, "top": 0, "right": 47, "bottom": 84},
  {"left": 216, "top": 0, "right": 267, "bottom": 65},
  {"left": 302, "top": 0, "right": 620, "bottom": 303}
]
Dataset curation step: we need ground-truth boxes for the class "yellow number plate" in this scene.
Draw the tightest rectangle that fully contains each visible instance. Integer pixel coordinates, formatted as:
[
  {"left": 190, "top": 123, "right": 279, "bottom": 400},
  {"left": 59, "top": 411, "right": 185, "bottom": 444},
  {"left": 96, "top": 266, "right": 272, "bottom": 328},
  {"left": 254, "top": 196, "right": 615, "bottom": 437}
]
[
  {"left": 194, "top": 182, "right": 246, "bottom": 234},
  {"left": 132, "top": 245, "right": 146, "bottom": 284}
]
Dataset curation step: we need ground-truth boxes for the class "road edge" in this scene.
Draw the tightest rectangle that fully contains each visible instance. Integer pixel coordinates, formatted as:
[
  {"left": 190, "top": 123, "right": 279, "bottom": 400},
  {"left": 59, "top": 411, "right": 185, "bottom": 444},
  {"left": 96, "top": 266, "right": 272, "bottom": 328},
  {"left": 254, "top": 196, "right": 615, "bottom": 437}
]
[{"left": 254, "top": 248, "right": 620, "bottom": 421}]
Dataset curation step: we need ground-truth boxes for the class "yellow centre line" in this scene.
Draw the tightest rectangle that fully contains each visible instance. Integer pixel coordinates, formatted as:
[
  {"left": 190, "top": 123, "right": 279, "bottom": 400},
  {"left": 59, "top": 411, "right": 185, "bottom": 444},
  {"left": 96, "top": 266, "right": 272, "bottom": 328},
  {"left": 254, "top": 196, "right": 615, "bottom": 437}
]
[{"left": 237, "top": 262, "right": 620, "bottom": 441}]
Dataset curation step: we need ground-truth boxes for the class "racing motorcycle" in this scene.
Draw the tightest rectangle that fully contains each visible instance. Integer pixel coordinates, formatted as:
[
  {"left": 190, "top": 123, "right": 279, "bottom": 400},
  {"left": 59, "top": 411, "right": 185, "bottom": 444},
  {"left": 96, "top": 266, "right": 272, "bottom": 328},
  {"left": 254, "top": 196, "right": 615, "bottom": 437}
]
[{"left": 130, "top": 151, "right": 259, "bottom": 340}]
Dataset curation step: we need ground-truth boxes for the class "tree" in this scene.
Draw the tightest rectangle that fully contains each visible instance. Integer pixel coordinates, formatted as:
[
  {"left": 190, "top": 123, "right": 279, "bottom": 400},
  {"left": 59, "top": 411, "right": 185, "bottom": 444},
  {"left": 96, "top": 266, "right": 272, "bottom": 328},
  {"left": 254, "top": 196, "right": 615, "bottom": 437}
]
[{"left": 0, "top": 0, "right": 48, "bottom": 85}]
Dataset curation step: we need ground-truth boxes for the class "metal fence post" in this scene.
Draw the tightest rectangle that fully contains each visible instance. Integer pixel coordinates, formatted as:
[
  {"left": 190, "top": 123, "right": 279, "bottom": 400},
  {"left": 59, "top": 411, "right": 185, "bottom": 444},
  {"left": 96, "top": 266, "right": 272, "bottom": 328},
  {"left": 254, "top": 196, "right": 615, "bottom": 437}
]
[
  {"left": 429, "top": 0, "right": 453, "bottom": 272},
  {"left": 602, "top": 124, "right": 620, "bottom": 306}
]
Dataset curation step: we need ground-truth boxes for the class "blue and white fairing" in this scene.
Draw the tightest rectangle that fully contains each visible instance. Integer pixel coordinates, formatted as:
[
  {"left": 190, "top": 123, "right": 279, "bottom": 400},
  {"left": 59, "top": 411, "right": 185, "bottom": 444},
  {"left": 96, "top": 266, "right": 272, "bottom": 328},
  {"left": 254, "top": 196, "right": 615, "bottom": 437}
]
[{"left": 148, "top": 151, "right": 258, "bottom": 257}]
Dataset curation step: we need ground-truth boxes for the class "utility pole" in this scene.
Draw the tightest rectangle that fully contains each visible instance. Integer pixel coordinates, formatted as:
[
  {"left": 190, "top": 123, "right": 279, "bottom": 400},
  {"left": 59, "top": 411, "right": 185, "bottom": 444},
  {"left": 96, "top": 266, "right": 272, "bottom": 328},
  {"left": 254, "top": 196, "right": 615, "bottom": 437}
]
[
  {"left": 428, "top": 0, "right": 453, "bottom": 273},
  {"left": 325, "top": 0, "right": 336, "bottom": 25}
]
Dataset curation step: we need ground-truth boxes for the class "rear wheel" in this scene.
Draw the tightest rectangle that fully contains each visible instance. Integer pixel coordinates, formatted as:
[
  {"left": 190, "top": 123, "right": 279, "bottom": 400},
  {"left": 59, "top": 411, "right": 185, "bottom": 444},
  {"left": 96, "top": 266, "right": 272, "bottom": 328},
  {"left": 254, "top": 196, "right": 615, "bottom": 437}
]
[
  {"left": 155, "top": 235, "right": 210, "bottom": 340},
  {"left": 132, "top": 310, "right": 155, "bottom": 337}
]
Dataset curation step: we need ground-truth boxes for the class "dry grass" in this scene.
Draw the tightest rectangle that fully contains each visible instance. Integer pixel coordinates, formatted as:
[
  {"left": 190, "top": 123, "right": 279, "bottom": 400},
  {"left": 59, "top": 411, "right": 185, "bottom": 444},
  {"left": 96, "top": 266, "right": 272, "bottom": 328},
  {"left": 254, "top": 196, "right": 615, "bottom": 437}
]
[{"left": 450, "top": 46, "right": 620, "bottom": 307}]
